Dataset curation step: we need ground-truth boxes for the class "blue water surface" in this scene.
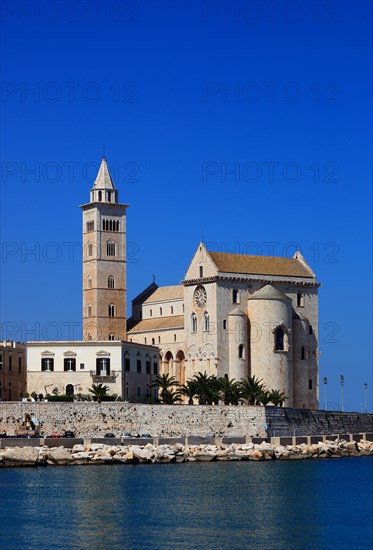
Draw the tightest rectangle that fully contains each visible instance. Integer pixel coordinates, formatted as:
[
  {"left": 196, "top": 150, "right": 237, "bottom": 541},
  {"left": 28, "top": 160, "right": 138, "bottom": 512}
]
[{"left": 1, "top": 458, "right": 372, "bottom": 549}]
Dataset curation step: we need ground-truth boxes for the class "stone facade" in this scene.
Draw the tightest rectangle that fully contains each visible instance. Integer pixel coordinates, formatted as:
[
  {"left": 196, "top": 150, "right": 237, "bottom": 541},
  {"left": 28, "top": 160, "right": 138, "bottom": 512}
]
[
  {"left": 0, "top": 341, "right": 27, "bottom": 401},
  {"left": 80, "top": 157, "right": 128, "bottom": 341},
  {"left": 1, "top": 402, "right": 372, "bottom": 439},
  {"left": 128, "top": 243, "right": 320, "bottom": 409}
]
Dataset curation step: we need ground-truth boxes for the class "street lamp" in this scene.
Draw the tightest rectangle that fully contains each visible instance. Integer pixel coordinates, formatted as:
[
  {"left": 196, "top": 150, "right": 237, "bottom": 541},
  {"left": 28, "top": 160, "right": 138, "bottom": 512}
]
[
  {"left": 364, "top": 383, "right": 368, "bottom": 413},
  {"left": 340, "top": 375, "right": 344, "bottom": 412},
  {"left": 323, "top": 377, "right": 327, "bottom": 410}
]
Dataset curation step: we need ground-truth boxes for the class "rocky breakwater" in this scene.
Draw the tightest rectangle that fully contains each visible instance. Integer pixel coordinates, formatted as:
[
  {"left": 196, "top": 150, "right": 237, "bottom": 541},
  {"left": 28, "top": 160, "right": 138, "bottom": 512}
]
[{"left": 1, "top": 439, "right": 373, "bottom": 467}]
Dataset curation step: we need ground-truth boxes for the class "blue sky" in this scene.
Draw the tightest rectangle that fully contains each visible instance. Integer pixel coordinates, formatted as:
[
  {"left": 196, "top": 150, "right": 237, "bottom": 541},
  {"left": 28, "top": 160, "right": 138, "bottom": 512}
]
[{"left": 1, "top": 1, "right": 372, "bottom": 411}]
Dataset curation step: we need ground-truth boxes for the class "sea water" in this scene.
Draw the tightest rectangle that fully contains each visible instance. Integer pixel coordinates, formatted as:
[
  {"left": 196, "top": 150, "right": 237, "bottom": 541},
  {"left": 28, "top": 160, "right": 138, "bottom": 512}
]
[{"left": 1, "top": 458, "right": 372, "bottom": 549}]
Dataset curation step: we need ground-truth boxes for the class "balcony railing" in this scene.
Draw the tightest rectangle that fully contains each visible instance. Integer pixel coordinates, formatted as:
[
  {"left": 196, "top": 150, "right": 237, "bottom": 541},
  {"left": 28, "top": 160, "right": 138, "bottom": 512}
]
[{"left": 89, "top": 370, "right": 118, "bottom": 383}]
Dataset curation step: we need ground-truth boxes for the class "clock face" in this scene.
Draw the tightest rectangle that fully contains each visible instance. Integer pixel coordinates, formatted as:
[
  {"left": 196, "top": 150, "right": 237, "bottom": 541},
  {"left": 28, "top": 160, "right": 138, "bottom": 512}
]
[{"left": 194, "top": 285, "right": 207, "bottom": 309}]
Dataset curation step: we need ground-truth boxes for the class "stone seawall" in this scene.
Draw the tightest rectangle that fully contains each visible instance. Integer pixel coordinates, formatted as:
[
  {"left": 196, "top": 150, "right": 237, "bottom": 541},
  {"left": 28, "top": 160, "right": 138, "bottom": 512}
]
[
  {"left": 265, "top": 408, "right": 373, "bottom": 436},
  {"left": 0, "top": 402, "right": 372, "bottom": 438}
]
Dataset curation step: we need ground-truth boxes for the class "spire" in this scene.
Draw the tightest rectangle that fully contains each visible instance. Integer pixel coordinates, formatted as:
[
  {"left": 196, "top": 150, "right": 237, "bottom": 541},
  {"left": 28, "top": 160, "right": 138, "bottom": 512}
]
[{"left": 93, "top": 157, "right": 115, "bottom": 190}]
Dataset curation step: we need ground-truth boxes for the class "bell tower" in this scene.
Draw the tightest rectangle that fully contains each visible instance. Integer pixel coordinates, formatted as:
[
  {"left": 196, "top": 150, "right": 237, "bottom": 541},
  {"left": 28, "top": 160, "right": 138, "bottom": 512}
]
[{"left": 80, "top": 157, "right": 128, "bottom": 341}]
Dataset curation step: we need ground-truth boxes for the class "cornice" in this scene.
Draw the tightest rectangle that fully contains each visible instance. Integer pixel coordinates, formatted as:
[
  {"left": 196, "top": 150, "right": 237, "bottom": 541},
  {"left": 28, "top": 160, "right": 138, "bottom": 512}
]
[{"left": 181, "top": 275, "right": 321, "bottom": 288}]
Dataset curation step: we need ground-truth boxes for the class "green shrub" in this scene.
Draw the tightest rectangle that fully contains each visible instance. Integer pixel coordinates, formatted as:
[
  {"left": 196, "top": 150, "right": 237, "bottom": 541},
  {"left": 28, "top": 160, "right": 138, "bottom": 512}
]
[
  {"left": 75, "top": 393, "right": 92, "bottom": 401},
  {"left": 97, "top": 395, "right": 117, "bottom": 402},
  {"left": 46, "top": 395, "right": 74, "bottom": 402}
]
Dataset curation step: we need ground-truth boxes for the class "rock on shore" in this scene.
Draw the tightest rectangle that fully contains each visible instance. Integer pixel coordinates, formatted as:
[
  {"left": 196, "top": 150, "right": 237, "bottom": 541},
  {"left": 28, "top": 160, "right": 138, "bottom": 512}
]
[{"left": 0, "top": 439, "right": 372, "bottom": 467}]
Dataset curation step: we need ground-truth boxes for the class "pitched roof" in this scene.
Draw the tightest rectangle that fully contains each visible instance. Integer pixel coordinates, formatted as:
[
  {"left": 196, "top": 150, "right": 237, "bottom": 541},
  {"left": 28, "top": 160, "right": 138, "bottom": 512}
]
[
  {"left": 144, "top": 285, "right": 184, "bottom": 303},
  {"left": 131, "top": 282, "right": 159, "bottom": 305},
  {"left": 228, "top": 307, "right": 246, "bottom": 316},
  {"left": 128, "top": 315, "right": 184, "bottom": 333},
  {"left": 209, "top": 252, "right": 313, "bottom": 278},
  {"left": 248, "top": 284, "right": 291, "bottom": 301},
  {"left": 93, "top": 157, "right": 115, "bottom": 190}
]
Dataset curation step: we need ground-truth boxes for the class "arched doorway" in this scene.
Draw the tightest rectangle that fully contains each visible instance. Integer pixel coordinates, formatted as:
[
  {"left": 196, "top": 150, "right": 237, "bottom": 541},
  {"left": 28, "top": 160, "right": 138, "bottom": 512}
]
[{"left": 66, "top": 384, "right": 74, "bottom": 396}]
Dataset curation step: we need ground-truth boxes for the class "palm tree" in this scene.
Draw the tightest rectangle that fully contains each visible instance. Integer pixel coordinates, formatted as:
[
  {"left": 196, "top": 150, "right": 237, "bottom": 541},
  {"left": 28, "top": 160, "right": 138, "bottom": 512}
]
[
  {"left": 258, "top": 389, "right": 272, "bottom": 406},
  {"left": 88, "top": 383, "right": 109, "bottom": 402},
  {"left": 161, "top": 388, "right": 182, "bottom": 404},
  {"left": 218, "top": 376, "right": 240, "bottom": 405},
  {"left": 179, "top": 380, "right": 198, "bottom": 405},
  {"left": 191, "top": 372, "right": 220, "bottom": 405},
  {"left": 150, "top": 373, "right": 180, "bottom": 403},
  {"left": 269, "top": 389, "right": 288, "bottom": 407},
  {"left": 239, "top": 376, "right": 266, "bottom": 405}
]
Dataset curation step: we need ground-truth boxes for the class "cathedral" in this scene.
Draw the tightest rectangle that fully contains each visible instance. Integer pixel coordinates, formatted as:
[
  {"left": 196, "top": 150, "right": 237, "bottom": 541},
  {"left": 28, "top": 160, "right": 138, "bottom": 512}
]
[
  {"left": 27, "top": 157, "right": 320, "bottom": 408},
  {"left": 128, "top": 244, "right": 320, "bottom": 409}
]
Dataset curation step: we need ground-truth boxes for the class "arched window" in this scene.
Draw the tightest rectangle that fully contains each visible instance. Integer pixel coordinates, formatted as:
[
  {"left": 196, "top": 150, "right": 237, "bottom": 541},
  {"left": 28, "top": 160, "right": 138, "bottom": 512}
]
[
  {"left": 151, "top": 338, "right": 155, "bottom": 345},
  {"left": 66, "top": 384, "right": 74, "bottom": 396},
  {"left": 204, "top": 311, "right": 210, "bottom": 331},
  {"left": 232, "top": 289, "right": 239, "bottom": 304},
  {"left": 238, "top": 344, "right": 245, "bottom": 359},
  {"left": 88, "top": 276, "right": 92, "bottom": 288},
  {"left": 275, "top": 327, "right": 285, "bottom": 351},
  {"left": 297, "top": 292, "right": 305, "bottom": 307},
  {"left": 191, "top": 313, "right": 197, "bottom": 333},
  {"left": 223, "top": 320, "right": 227, "bottom": 330},
  {"left": 108, "top": 276, "right": 115, "bottom": 289},
  {"left": 108, "top": 304, "right": 115, "bottom": 317},
  {"left": 171, "top": 306, "right": 174, "bottom": 314},
  {"left": 160, "top": 307, "right": 162, "bottom": 315},
  {"left": 87, "top": 305, "right": 92, "bottom": 318},
  {"left": 107, "top": 191, "right": 111, "bottom": 202},
  {"left": 301, "top": 346, "right": 306, "bottom": 360},
  {"left": 309, "top": 325, "right": 313, "bottom": 335},
  {"left": 150, "top": 309, "right": 152, "bottom": 317},
  {"left": 98, "top": 190, "right": 102, "bottom": 201}
]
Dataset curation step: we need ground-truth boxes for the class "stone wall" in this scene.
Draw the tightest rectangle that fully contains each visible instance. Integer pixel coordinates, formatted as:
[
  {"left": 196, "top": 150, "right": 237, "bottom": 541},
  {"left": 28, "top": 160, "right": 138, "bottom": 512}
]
[
  {"left": 0, "top": 402, "right": 372, "bottom": 438},
  {"left": 265, "top": 408, "right": 373, "bottom": 436}
]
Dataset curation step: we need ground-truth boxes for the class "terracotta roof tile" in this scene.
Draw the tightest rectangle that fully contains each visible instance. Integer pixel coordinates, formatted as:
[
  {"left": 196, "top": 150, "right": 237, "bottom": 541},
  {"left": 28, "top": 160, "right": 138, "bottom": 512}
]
[
  {"left": 144, "top": 285, "right": 184, "bottom": 303},
  {"left": 128, "top": 315, "right": 184, "bottom": 333},
  {"left": 209, "top": 252, "right": 313, "bottom": 278}
]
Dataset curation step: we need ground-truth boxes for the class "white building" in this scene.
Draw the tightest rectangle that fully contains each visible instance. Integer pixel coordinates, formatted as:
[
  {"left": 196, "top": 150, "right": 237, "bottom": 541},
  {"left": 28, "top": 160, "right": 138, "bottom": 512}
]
[{"left": 27, "top": 340, "right": 158, "bottom": 401}]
